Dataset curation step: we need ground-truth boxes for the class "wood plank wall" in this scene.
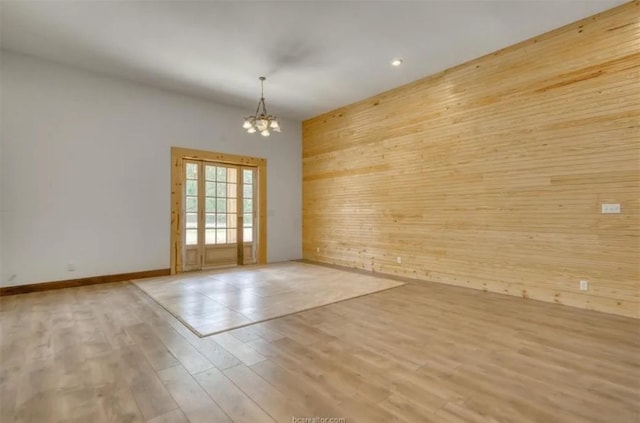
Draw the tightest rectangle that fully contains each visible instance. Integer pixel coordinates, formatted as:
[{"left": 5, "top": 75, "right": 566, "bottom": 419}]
[{"left": 302, "top": 1, "right": 640, "bottom": 318}]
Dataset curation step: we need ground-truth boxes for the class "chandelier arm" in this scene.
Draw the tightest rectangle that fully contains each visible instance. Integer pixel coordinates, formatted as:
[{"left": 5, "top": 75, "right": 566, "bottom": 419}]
[{"left": 254, "top": 100, "right": 262, "bottom": 119}]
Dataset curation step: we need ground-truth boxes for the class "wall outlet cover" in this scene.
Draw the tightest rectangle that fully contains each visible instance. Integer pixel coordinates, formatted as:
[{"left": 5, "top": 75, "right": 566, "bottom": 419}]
[{"left": 601, "top": 203, "right": 621, "bottom": 214}]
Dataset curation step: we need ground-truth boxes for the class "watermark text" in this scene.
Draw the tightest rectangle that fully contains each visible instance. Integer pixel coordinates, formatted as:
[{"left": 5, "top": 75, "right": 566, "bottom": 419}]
[{"left": 292, "top": 417, "right": 346, "bottom": 423}]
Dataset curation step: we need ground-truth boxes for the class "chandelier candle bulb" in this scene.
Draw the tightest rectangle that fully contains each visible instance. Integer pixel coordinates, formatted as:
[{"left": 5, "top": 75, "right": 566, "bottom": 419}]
[{"left": 243, "top": 76, "right": 281, "bottom": 135}]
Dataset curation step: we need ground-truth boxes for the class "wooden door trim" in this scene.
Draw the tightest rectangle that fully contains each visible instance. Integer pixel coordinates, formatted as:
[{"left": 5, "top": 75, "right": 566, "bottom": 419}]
[{"left": 170, "top": 147, "right": 267, "bottom": 274}]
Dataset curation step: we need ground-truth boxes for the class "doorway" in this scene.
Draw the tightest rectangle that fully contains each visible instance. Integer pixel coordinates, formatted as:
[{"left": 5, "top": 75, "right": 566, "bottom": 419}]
[
  {"left": 170, "top": 147, "right": 267, "bottom": 274},
  {"left": 182, "top": 160, "right": 257, "bottom": 270}
]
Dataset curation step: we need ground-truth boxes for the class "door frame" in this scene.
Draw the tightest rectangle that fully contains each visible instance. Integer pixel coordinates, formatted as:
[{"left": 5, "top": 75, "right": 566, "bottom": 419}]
[{"left": 170, "top": 146, "right": 267, "bottom": 274}]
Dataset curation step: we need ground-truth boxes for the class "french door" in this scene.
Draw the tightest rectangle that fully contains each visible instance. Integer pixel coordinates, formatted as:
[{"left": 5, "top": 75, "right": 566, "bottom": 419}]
[{"left": 182, "top": 160, "right": 257, "bottom": 271}]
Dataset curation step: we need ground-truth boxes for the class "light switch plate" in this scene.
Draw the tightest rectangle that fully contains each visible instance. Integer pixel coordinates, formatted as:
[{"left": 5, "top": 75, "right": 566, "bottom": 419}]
[{"left": 601, "top": 203, "right": 621, "bottom": 214}]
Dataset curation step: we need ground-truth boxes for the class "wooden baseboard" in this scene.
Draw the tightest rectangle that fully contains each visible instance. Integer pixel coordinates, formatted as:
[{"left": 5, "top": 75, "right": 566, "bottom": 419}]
[
  {"left": 295, "top": 258, "right": 420, "bottom": 283},
  {"left": 0, "top": 268, "right": 171, "bottom": 296}
]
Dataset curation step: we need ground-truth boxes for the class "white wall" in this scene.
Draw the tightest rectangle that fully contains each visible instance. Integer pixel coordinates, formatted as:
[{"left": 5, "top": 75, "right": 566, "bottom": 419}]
[{"left": 0, "top": 51, "right": 302, "bottom": 286}]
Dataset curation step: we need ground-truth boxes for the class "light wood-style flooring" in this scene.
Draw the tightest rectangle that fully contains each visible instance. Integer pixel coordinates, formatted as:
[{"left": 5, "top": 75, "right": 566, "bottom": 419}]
[
  {"left": 133, "top": 262, "right": 404, "bottom": 337},
  {"left": 1, "top": 264, "right": 638, "bottom": 423}
]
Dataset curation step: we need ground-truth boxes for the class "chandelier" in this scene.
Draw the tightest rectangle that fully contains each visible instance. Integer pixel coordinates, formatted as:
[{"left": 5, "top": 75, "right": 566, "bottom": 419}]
[{"left": 242, "top": 76, "right": 281, "bottom": 136}]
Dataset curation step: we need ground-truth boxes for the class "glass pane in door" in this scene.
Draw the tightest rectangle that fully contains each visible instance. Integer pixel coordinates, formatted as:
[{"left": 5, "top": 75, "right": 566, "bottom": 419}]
[
  {"left": 204, "top": 165, "right": 218, "bottom": 244},
  {"left": 242, "top": 169, "right": 254, "bottom": 244},
  {"left": 203, "top": 164, "right": 238, "bottom": 246},
  {"left": 184, "top": 162, "right": 198, "bottom": 245}
]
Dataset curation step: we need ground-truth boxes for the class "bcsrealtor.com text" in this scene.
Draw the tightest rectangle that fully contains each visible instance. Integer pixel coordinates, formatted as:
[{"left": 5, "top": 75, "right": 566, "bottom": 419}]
[{"left": 291, "top": 417, "right": 346, "bottom": 423}]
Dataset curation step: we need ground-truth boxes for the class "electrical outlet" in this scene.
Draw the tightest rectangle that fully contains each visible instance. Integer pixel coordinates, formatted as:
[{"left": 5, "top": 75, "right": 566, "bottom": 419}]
[
  {"left": 396, "top": 256, "right": 402, "bottom": 264},
  {"left": 601, "top": 203, "right": 621, "bottom": 214},
  {"left": 579, "top": 280, "right": 589, "bottom": 291}
]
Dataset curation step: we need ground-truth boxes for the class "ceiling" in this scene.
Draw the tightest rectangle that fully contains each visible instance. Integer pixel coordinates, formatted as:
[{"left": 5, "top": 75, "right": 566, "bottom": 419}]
[{"left": 0, "top": 1, "right": 624, "bottom": 120}]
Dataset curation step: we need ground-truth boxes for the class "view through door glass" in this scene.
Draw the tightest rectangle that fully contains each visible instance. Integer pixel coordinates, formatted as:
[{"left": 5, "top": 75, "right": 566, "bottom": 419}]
[
  {"left": 242, "top": 167, "right": 257, "bottom": 264},
  {"left": 183, "top": 160, "right": 201, "bottom": 271}
]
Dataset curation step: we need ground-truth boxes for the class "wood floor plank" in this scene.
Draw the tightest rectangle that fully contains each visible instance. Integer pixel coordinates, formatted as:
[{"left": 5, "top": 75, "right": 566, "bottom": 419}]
[
  {"left": 182, "top": 404, "right": 232, "bottom": 423},
  {"left": 125, "top": 323, "right": 181, "bottom": 372},
  {"left": 193, "top": 368, "right": 277, "bottom": 423},
  {"left": 149, "top": 322, "right": 215, "bottom": 374},
  {"left": 223, "top": 364, "right": 307, "bottom": 422},
  {"left": 227, "top": 325, "right": 264, "bottom": 343},
  {"left": 195, "top": 338, "right": 242, "bottom": 370},
  {"left": 378, "top": 393, "right": 442, "bottom": 423},
  {"left": 130, "top": 372, "right": 179, "bottom": 420},
  {"left": 157, "top": 365, "right": 217, "bottom": 413},
  {"left": 210, "top": 332, "right": 266, "bottom": 366},
  {"left": 146, "top": 408, "right": 189, "bottom": 423},
  {"left": 133, "top": 261, "right": 404, "bottom": 336},
  {"left": 96, "top": 383, "right": 146, "bottom": 423},
  {"left": 270, "top": 336, "right": 390, "bottom": 402},
  {"left": 250, "top": 359, "right": 346, "bottom": 418},
  {"left": 1, "top": 263, "right": 638, "bottom": 423}
]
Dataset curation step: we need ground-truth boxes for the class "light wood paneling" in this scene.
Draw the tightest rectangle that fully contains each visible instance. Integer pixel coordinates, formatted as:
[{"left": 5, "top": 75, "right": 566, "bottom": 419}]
[{"left": 302, "top": 2, "right": 640, "bottom": 318}]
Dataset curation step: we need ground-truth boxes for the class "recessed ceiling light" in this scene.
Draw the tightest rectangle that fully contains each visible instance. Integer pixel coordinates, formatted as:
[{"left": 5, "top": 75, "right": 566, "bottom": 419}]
[{"left": 391, "top": 58, "right": 403, "bottom": 67}]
